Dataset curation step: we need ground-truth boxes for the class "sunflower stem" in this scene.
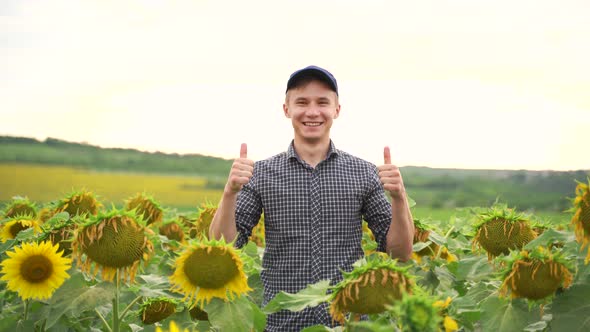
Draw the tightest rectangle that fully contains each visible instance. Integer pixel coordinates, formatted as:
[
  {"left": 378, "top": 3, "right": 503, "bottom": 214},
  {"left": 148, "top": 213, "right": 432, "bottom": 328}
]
[
  {"left": 95, "top": 309, "right": 113, "bottom": 332},
  {"left": 112, "top": 270, "right": 120, "bottom": 332},
  {"left": 23, "top": 299, "right": 30, "bottom": 321},
  {"left": 119, "top": 296, "right": 141, "bottom": 322}
]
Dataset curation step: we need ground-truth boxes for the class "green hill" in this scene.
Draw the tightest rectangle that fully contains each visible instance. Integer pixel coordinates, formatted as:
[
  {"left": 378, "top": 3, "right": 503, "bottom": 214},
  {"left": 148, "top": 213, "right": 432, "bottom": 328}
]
[
  {"left": 0, "top": 136, "right": 232, "bottom": 179},
  {"left": 1, "top": 136, "right": 588, "bottom": 212}
]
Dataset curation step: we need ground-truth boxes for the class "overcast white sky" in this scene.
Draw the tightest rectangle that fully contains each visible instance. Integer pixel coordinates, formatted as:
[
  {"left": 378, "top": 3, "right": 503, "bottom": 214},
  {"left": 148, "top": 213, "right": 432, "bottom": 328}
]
[{"left": 1, "top": 0, "right": 589, "bottom": 170}]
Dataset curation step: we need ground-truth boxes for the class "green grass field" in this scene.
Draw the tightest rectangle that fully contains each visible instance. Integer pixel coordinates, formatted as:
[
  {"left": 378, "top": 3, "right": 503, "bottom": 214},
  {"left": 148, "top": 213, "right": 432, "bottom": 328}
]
[{"left": 411, "top": 205, "right": 572, "bottom": 232}]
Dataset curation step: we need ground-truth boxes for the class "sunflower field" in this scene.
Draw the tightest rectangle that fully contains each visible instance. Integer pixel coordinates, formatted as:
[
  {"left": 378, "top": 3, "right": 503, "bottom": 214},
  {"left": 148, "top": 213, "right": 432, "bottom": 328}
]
[{"left": 1, "top": 181, "right": 590, "bottom": 332}]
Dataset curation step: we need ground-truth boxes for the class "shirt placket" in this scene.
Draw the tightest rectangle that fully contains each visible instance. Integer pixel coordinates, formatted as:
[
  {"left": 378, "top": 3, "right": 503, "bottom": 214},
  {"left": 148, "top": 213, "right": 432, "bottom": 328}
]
[{"left": 309, "top": 167, "right": 322, "bottom": 283}]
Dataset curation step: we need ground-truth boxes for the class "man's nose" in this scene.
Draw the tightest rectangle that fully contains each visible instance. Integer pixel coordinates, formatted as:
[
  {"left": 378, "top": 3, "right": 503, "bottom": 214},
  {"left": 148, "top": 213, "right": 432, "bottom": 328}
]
[{"left": 306, "top": 105, "right": 321, "bottom": 116}]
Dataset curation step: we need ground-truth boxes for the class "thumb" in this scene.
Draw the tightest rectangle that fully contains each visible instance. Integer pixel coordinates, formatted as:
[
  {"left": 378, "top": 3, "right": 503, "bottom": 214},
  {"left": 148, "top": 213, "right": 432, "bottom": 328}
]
[
  {"left": 383, "top": 146, "right": 391, "bottom": 165},
  {"left": 240, "top": 143, "right": 248, "bottom": 159}
]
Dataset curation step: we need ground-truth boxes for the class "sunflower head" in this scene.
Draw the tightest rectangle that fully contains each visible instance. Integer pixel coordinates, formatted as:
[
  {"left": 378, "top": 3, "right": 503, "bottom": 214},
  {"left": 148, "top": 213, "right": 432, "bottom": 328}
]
[
  {"left": 571, "top": 179, "right": 590, "bottom": 263},
  {"left": 159, "top": 220, "right": 186, "bottom": 242},
  {"left": 169, "top": 237, "right": 251, "bottom": 306},
  {"left": 396, "top": 294, "right": 442, "bottom": 332},
  {"left": 0, "top": 241, "right": 72, "bottom": 300},
  {"left": 125, "top": 193, "right": 164, "bottom": 225},
  {"left": 189, "top": 304, "right": 209, "bottom": 321},
  {"left": 500, "top": 246, "right": 573, "bottom": 301},
  {"left": 1, "top": 217, "right": 42, "bottom": 243},
  {"left": 139, "top": 297, "right": 178, "bottom": 324},
  {"left": 178, "top": 215, "right": 199, "bottom": 238},
  {"left": 188, "top": 203, "right": 217, "bottom": 239},
  {"left": 329, "top": 256, "right": 413, "bottom": 323},
  {"left": 249, "top": 214, "right": 265, "bottom": 247},
  {"left": 39, "top": 217, "right": 78, "bottom": 256},
  {"left": 413, "top": 219, "right": 440, "bottom": 258},
  {"left": 38, "top": 207, "right": 55, "bottom": 224},
  {"left": 72, "top": 209, "right": 154, "bottom": 283},
  {"left": 472, "top": 205, "right": 537, "bottom": 259},
  {"left": 3, "top": 196, "right": 37, "bottom": 218},
  {"left": 158, "top": 220, "right": 186, "bottom": 250},
  {"left": 53, "top": 190, "right": 102, "bottom": 217}
]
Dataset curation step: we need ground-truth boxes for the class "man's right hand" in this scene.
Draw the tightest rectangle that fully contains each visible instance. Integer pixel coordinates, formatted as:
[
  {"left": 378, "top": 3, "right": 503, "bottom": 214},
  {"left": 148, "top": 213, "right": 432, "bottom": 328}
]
[{"left": 225, "top": 143, "right": 254, "bottom": 194}]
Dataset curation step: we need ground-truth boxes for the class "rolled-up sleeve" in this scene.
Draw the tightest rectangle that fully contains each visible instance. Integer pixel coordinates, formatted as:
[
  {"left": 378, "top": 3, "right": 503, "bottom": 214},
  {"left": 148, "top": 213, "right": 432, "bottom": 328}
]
[
  {"left": 234, "top": 165, "right": 263, "bottom": 249},
  {"left": 361, "top": 167, "right": 392, "bottom": 253}
]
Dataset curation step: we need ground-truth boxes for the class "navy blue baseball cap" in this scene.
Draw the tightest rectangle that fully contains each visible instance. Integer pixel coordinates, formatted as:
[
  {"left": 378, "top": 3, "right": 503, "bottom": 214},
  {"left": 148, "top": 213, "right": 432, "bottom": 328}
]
[{"left": 286, "top": 65, "right": 338, "bottom": 95}]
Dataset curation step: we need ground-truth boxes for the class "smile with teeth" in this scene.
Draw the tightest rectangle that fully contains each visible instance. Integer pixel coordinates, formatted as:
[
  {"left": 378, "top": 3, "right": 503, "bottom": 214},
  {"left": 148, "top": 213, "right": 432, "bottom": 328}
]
[{"left": 303, "top": 122, "right": 322, "bottom": 127}]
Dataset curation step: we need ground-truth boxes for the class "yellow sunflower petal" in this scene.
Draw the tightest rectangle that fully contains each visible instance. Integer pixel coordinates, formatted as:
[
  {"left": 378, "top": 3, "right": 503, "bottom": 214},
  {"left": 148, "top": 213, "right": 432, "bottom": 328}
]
[
  {"left": 155, "top": 321, "right": 189, "bottom": 332},
  {"left": 444, "top": 315, "right": 459, "bottom": 332}
]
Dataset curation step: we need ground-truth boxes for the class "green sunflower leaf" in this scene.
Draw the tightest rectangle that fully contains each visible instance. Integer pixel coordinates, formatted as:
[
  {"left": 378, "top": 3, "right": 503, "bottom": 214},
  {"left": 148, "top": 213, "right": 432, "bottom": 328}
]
[
  {"left": 550, "top": 283, "right": 590, "bottom": 331},
  {"left": 479, "top": 297, "right": 540, "bottom": 332},
  {"left": 206, "top": 296, "right": 256, "bottom": 332},
  {"left": 263, "top": 280, "right": 331, "bottom": 314}
]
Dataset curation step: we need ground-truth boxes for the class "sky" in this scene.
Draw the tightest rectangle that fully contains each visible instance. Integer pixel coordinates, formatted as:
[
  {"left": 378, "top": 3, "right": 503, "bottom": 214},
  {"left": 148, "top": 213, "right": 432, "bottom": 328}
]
[{"left": 1, "top": 0, "right": 589, "bottom": 171}]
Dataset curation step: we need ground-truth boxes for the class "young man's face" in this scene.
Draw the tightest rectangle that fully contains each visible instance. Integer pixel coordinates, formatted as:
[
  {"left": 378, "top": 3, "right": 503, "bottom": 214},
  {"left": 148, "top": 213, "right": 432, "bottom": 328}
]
[{"left": 283, "top": 80, "right": 340, "bottom": 144}]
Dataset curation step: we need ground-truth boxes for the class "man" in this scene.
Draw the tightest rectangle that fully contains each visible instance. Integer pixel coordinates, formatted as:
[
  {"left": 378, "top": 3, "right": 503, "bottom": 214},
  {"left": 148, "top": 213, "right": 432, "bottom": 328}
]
[{"left": 210, "top": 65, "right": 414, "bottom": 331}]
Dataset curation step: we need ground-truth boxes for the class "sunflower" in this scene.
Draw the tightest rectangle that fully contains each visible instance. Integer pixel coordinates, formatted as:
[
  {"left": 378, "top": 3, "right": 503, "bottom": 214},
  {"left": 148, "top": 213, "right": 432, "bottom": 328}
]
[
  {"left": 443, "top": 316, "right": 459, "bottom": 332},
  {"left": 1, "top": 217, "right": 42, "bottom": 243},
  {"left": 155, "top": 321, "right": 189, "bottom": 332},
  {"left": 39, "top": 217, "right": 78, "bottom": 256},
  {"left": 38, "top": 207, "right": 55, "bottom": 224},
  {"left": 169, "top": 238, "right": 251, "bottom": 306},
  {"left": 249, "top": 214, "right": 265, "bottom": 247},
  {"left": 2, "top": 196, "right": 37, "bottom": 218},
  {"left": 53, "top": 190, "right": 102, "bottom": 217},
  {"left": 125, "top": 193, "right": 164, "bottom": 225},
  {"left": 360, "top": 220, "right": 378, "bottom": 256},
  {"left": 472, "top": 205, "right": 537, "bottom": 259},
  {"left": 159, "top": 220, "right": 186, "bottom": 243},
  {"left": 500, "top": 246, "right": 573, "bottom": 300},
  {"left": 396, "top": 294, "right": 442, "bottom": 332},
  {"left": 140, "top": 297, "right": 177, "bottom": 324},
  {"left": 411, "top": 219, "right": 458, "bottom": 263},
  {"left": 72, "top": 209, "right": 153, "bottom": 283},
  {"left": 178, "top": 215, "right": 199, "bottom": 238},
  {"left": 433, "top": 297, "right": 459, "bottom": 332},
  {"left": 413, "top": 219, "right": 439, "bottom": 257},
  {"left": 0, "top": 241, "right": 72, "bottom": 300},
  {"left": 187, "top": 203, "right": 217, "bottom": 239},
  {"left": 329, "top": 255, "right": 413, "bottom": 323},
  {"left": 572, "top": 179, "right": 590, "bottom": 263}
]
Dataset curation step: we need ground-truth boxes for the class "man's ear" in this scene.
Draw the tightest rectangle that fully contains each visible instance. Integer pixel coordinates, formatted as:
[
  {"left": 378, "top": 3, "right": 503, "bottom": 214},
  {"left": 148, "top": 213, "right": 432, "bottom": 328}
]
[
  {"left": 333, "top": 104, "right": 341, "bottom": 119},
  {"left": 283, "top": 104, "right": 291, "bottom": 118}
]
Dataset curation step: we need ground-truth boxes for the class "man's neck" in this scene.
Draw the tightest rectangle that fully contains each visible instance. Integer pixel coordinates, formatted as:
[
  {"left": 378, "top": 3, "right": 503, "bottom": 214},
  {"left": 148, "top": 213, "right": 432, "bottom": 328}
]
[{"left": 293, "top": 138, "right": 331, "bottom": 168}]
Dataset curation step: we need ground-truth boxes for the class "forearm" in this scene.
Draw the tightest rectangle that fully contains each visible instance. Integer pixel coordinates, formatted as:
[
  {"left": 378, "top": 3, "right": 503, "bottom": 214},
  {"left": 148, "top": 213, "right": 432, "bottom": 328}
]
[
  {"left": 386, "top": 194, "right": 415, "bottom": 262},
  {"left": 209, "top": 190, "right": 239, "bottom": 242}
]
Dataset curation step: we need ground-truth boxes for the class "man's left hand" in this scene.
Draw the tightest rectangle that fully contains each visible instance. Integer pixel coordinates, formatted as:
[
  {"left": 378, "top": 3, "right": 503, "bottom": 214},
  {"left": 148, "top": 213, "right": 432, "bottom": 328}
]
[{"left": 378, "top": 146, "right": 406, "bottom": 200}]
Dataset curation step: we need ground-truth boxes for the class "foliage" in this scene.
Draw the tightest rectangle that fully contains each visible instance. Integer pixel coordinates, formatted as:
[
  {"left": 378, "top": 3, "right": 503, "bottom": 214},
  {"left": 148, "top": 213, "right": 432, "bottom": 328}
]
[{"left": 1, "top": 179, "right": 590, "bottom": 331}]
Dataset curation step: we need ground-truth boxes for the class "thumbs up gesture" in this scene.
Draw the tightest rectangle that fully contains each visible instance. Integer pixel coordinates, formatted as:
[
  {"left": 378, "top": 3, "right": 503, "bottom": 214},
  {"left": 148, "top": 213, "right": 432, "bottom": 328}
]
[
  {"left": 226, "top": 143, "right": 254, "bottom": 194},
  {"left": 378, "top": 146, "right": 406, "bottom": 200}
]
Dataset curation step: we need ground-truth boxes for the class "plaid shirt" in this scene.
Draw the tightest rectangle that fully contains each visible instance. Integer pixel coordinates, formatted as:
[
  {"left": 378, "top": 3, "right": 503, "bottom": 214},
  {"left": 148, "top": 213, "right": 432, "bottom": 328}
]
[{"left": 235, "top": 140, "right": 392, "bottom": 332}]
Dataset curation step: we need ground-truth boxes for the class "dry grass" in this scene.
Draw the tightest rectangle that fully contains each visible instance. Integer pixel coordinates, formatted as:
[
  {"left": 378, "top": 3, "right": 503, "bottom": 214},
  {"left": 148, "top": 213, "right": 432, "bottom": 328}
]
[{"left": 0, "top": 163, "right": 223, "bottom": 208}]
